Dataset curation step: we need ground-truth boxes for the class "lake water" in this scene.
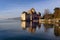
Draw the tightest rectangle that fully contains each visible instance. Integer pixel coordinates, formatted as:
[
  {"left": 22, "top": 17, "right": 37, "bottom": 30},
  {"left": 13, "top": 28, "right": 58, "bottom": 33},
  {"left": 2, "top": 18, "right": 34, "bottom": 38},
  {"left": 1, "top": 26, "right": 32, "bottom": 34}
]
[{"left": 0, "top": 20, "right": 60, "bottom": 40}]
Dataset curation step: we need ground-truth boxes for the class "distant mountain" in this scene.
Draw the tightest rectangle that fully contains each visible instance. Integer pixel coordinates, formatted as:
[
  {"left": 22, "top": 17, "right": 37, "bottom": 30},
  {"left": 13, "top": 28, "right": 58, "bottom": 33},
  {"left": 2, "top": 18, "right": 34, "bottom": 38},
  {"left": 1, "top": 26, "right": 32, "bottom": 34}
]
[{"left": 7, "top": 17, "right": 20, "bottom": 20}]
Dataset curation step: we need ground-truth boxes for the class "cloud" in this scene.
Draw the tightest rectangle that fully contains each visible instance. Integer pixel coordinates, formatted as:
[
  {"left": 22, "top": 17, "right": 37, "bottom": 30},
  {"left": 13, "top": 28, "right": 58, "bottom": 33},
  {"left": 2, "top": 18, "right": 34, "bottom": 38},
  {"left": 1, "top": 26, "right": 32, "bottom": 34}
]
[
  {"left": 0, "top": 0, "right": 60, "bottom": 19},
  {"left": 0, "top": 7, "right": 20, "bottom": 19},
  {"left": 29, "top": 0, "right": 60, "bottom": 15}
]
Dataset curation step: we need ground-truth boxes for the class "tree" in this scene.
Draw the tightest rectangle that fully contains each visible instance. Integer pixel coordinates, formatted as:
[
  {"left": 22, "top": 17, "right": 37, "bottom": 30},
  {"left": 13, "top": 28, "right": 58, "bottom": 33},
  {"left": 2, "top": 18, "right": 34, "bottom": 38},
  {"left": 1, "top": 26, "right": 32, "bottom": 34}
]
[{"left": 43, "top": 9, "right": 52, "bottom": 19}]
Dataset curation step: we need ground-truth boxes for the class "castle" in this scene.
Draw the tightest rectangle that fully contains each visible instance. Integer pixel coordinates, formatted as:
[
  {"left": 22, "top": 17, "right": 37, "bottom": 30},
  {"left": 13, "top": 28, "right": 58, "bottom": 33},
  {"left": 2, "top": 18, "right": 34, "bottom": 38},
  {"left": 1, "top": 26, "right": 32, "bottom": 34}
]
[{"left": 20, "top": 7, "right": 60, "bottom": 23}]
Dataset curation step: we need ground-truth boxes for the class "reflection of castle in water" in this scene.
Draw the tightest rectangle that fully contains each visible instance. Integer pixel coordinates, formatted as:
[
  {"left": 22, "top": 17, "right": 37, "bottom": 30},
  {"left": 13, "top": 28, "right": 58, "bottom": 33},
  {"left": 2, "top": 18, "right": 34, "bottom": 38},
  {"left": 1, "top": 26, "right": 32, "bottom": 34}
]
[
  {"left": 21, "top": 21, "right": 41, "bottom": 33},
  {"left": 21, "top": 21, "right": 60, "bottom": 36}
]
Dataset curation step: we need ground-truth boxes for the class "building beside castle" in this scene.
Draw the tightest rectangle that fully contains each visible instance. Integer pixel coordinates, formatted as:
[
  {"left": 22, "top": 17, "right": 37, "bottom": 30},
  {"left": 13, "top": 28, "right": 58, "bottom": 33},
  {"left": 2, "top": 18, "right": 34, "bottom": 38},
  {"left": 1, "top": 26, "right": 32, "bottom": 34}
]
[
  {"left": 54, "top": 8, "right": 60, "bottom": 18},
  {"left": 53, "top": 8, "right": 60, "bottom": 23}
]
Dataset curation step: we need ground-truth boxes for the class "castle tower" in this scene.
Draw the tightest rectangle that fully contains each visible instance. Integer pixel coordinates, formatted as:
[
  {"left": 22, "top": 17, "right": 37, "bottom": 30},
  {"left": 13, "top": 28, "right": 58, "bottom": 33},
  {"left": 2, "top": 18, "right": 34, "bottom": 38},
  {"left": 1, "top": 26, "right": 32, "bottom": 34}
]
[{"left": 20, "top": 11, "right": 27, "bottom": 21}]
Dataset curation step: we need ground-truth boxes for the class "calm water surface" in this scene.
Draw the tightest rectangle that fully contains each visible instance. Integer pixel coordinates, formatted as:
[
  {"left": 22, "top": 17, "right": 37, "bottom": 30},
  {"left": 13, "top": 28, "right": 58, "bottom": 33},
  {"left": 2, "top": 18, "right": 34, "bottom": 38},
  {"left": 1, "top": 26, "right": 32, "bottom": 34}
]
[{"left": 0, "top": 20, "right": 60, "bottom": 40}]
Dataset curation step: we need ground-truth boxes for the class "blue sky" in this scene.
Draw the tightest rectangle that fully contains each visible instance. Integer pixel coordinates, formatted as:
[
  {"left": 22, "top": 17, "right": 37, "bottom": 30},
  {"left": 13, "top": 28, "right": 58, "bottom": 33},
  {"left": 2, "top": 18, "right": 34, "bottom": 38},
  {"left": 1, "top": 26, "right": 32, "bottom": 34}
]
[{"left": 0, "top": 0, "right": 60, "bottom": 19}]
